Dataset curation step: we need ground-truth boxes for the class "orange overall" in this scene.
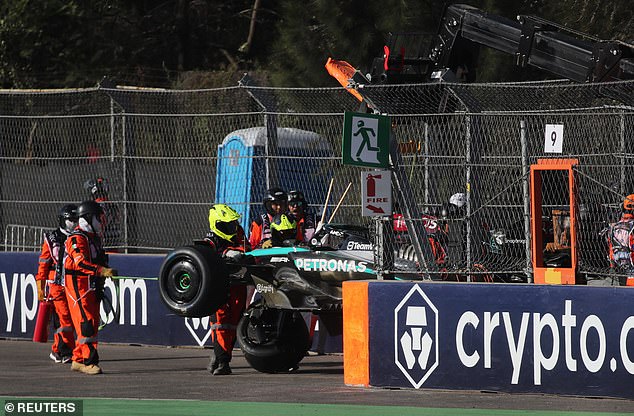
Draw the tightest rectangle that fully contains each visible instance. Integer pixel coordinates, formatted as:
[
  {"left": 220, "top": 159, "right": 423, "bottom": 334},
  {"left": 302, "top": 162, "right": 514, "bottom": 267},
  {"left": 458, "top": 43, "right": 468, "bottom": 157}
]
[
  {"left": 64, "top": 230, "right": 107, "bottom": 366},
  {"left": 205, "top": 229, "right": 250, "bottom": 365},
  {"left": 212, "top": 285, "right": 248, "bottom": 362},
  {"left": 249, "top": 213, "right": 274, "bottom": 249},
  {"left": 36, "top": 230, "right": 75, "bottom": 357}
]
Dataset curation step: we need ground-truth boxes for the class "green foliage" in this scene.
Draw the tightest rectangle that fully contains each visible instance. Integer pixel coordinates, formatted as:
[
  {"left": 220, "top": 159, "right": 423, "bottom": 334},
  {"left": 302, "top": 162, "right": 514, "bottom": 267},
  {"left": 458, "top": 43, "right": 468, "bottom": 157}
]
[
  {"left": 0, "top": 0, "right": 261, "bottom": 88},
  {"left": 268, "top": 0, "right": 447, "bottom": 87},
  {"left": 0, "top": 0, "right": 631, "bottom": 88},
  {"left": 541, "top": 0, "right": 633, "bottom": 41},
  {"left": 0, "top": 0, "right": 88, "bottom": 87}
]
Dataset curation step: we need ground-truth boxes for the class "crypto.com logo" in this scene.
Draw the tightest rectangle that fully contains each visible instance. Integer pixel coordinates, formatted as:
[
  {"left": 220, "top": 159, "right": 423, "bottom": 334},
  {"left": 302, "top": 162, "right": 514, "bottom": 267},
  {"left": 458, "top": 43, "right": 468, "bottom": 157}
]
[
  {"left": 394, "top": 285, "right": 439, "bottom": 388},
  {"left": 185, "top": 317, "right": 212, "bottom": 347}
]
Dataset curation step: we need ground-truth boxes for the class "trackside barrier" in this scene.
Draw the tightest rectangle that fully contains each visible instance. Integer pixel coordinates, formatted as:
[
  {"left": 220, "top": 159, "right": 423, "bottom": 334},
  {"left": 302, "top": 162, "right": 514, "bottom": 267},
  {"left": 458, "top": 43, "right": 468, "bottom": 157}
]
[
  {"left": 0, "top": 252, "right": 339, "bottom": 352},
  {"left": 343, "top": 280, "right": 634, "bottom": 399}
]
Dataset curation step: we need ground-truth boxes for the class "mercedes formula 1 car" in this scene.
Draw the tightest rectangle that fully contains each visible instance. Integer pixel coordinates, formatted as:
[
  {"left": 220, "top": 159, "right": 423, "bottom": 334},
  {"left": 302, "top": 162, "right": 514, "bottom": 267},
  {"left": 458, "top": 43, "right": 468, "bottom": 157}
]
[{"left": 158, "top": 224, "right": 385, "bottom": 373}]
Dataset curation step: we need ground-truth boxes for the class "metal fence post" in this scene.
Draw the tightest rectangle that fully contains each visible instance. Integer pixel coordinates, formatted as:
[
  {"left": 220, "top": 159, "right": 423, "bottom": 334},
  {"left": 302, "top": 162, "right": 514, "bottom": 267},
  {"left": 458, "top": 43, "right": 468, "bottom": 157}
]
[
  {"left": 424, "top": 122, "right": 430, "bottom": 209},
  {"left": 373, "top": 217, "right": 385, "bottom": 280},
  {"left": 521, "top": 120, "right": 532, "bottom": 282},
  {"left": 122, "top": 112, "right": 128, "bottom": 253},
  {"left": 620, "top": 110, "right": 626, "bottom": 195},
  {"left": 110, "top": 98, "right": 116, "bottom": 163},
  {"left": 465, "top": 115, "right": 472, "bottom": 280},
  {"left": 239, "top": 75, "right": 279, "bottom": 189}
]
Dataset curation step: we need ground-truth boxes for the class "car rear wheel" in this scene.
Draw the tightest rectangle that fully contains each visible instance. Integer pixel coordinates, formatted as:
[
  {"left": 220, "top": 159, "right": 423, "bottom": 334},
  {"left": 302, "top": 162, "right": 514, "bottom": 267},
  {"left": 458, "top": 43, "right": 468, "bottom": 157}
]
[
  {"left": 237, "top": 305, "right": 310, "bottom": 373},
  {"left": 158, "top": 244, "right": 229, "bottom": 317}
]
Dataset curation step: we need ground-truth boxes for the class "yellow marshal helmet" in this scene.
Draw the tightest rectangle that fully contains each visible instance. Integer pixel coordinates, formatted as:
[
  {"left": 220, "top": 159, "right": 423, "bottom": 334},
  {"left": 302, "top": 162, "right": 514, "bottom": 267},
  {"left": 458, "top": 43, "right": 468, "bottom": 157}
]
[
  {"left": 208, "top": 204, "right": 241, "bottom": 242},
  {"left": 270, "top": 213, "right": 297, "bottom": 243}
]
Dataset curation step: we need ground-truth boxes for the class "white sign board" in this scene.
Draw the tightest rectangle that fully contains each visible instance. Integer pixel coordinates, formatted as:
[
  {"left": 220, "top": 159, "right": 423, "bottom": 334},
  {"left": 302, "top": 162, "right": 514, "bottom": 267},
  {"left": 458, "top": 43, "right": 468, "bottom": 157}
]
[
  {"left": 351, "top": 115, "right": 380, "bottom": 165},
  {"left": 544, "top": 124, "right": 564, "bottom": 153},
  {"left": 361, "top": 170, "right": 392, "bottom": 216}
]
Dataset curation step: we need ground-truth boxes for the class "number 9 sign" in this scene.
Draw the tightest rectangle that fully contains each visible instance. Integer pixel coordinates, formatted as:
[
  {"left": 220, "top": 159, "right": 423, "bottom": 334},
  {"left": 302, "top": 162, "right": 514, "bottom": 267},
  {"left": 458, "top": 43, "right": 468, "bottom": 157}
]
[{"left": 544, "top": 124, "right": 564, "bottom": 153}]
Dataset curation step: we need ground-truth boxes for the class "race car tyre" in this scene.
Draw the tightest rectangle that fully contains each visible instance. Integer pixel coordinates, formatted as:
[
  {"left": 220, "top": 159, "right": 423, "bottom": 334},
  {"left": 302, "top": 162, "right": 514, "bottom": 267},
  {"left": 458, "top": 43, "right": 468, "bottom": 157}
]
[
  {"left": 237, "top": 305, "right": 310, "bottom": 373},
  {"left": 158, "top": 244, "right": 229, "bottom": 317}
]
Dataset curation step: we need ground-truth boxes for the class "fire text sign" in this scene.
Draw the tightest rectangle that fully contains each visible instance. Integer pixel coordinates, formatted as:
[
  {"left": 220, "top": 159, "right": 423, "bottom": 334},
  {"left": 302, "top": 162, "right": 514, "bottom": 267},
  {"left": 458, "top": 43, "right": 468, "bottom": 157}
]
[{"left": 361, "top": 170, "right": 392, "bottom": 216}]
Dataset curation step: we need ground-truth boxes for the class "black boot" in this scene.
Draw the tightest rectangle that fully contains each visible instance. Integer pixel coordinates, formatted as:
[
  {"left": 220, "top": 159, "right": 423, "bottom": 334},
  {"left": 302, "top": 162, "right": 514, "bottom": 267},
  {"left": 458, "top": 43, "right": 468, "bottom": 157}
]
[
  {"left": 207, "top": 353, "right": 218, "bottom": 373},
  {"left": 213, "top": 361, "right": 232, "bottom": 375},
  {"left": 211, "top": 341, "right": 232, "bottom": 375}
]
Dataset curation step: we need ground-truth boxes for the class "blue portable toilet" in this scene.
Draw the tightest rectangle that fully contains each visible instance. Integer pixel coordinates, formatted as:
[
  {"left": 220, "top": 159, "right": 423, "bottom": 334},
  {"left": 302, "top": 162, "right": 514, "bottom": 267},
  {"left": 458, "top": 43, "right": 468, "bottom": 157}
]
[{"left": 215, "top": 127, "right": 333, "bottom": 231}]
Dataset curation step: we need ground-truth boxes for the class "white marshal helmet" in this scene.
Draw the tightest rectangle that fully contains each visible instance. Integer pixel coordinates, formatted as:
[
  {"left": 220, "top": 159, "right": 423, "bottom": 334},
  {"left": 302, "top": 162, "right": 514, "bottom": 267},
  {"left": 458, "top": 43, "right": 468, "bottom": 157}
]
[{"left": 449, "top": 192, "right": 467, "bottom": 208}]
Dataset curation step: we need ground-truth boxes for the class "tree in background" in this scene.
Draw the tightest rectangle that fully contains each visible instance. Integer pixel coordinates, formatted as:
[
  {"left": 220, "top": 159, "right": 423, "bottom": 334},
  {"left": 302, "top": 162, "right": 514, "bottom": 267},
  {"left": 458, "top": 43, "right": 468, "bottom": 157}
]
[
  {"left": 0, "top": 0, "right": 274, "bottom": 88},
  {"left": 0, "top": 0, "right": 94, "bottom": 87},
  {"left": 0, "top": 0, "right": 631, "bottom": 88},
  {"left": 268, "top": 0, "right": 446, "bottom": 87},
  {"left": 544, "top": 0, "right": 632, "bottom": 41}
]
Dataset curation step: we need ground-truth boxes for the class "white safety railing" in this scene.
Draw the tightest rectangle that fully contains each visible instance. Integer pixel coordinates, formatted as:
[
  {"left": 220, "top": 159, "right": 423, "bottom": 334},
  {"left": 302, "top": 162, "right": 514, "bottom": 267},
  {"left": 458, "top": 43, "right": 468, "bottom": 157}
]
[{"left": 3, "top": 224, "right": 54, "bottom": 252}]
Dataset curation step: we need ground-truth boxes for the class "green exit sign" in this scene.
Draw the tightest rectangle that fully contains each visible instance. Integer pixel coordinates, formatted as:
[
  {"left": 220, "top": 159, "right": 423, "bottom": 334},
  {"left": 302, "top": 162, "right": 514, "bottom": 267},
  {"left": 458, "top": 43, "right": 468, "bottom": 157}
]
[{"left": 342, "top": 112, "right": 390, "bottom": 168}]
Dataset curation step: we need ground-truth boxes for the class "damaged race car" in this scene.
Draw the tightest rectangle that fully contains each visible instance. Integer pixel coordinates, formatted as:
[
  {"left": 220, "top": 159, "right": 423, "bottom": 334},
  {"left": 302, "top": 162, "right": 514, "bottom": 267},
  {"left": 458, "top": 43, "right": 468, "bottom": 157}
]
[{"left": 158, "top": 224, "right": 385, "bottom": 373}]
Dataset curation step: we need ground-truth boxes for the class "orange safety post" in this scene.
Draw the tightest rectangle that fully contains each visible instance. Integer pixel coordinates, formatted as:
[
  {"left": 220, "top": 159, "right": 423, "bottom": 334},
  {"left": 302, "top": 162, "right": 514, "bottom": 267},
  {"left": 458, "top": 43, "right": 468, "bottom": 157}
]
[
  {"left": 530, "top": 158, "right": 578, "bottom": 284},
  {"left": 342, "top": 281, "right": 369, "bottom": 386}
]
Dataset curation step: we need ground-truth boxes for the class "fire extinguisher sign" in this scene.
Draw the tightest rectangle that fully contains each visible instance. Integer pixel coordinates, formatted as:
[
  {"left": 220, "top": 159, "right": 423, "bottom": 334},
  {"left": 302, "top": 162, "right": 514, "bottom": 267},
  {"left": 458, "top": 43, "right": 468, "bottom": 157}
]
[{"left": 361, "top": 170, "right": 392, "bottom": 216}]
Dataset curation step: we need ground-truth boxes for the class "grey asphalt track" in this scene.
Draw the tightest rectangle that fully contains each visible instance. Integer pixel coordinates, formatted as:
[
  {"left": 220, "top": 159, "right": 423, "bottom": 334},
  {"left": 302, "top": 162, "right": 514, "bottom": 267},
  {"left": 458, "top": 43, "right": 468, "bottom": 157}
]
[{"left": 1, "top": 339, "right": 633, "bottom": 413}]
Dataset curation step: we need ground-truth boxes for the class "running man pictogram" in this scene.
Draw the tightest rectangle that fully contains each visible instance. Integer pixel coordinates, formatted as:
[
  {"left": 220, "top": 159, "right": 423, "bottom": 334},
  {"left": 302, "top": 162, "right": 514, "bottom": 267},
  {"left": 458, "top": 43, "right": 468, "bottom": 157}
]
[
  {"left": 353, "top": 120, "right": 379, "bottom": 161},
  {"left": 342, "top": 111, "right": 389, "bottom": 167}
]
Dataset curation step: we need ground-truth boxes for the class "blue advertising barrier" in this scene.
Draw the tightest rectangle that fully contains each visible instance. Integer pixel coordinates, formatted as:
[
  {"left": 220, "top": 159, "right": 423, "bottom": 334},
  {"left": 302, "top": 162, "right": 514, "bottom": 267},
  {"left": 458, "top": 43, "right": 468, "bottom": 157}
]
[
  {"left": 0, "top": 252, "right": 340, "bottom": 352},
  {"left": 0, "top": 252, "right": 211, "bottom": 346},
  {"left": 343, "top": 280, "right": 634, "bottom": 400}
]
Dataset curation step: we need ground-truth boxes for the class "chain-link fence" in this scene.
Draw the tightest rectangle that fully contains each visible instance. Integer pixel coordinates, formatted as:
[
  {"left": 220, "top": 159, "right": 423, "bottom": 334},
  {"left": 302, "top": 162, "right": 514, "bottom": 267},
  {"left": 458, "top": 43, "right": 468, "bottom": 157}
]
[
  {"left": 358, "top": 80, "right": 634, "bottom": 282},
  {"left": 0, "top": 84, "right": 361, "bottom": 251},
  {"left": 1, "top": 80, "right": 633, "bottom": 285}
]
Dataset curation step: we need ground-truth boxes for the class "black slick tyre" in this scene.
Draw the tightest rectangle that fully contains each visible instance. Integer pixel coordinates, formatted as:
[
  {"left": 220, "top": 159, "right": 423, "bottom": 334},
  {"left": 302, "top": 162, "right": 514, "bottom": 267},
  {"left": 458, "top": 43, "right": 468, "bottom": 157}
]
[
  {"left": 158, "top": 244, "right": 229, "bottom": 317},
  {"left": 237, "top": 306, "right": 310, "bottom": 373}
]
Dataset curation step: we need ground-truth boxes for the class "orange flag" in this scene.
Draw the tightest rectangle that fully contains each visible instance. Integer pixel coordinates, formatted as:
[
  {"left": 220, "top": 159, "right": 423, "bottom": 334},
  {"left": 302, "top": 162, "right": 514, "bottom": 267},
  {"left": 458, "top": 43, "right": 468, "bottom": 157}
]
[{"left": 325, "top": 57, "right": 364, "bottom": 102}]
